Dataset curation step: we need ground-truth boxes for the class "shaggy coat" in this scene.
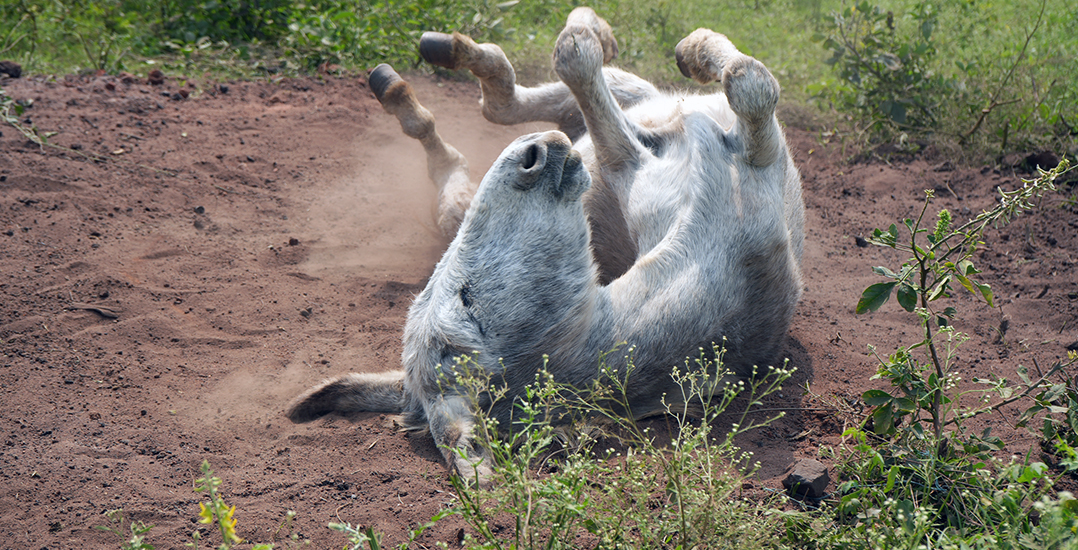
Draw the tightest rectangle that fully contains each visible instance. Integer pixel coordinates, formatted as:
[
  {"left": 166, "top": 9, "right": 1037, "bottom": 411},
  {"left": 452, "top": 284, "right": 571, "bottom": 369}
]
[{"left": 287, "top": 8, "right": 804, "bottom": 479}]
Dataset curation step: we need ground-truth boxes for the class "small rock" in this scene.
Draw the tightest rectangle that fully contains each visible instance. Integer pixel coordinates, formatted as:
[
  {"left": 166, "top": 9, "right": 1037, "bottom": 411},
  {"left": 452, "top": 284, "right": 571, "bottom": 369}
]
[
  {"left": 194, "top": 206, "right": 205, "bottom": 215},
  {"left": 288, "top": 237, "right": 300, "bottom": 246},
  {"left": 1021, "top": 151, "right": 1060, "bottom": 172},
  {"left": 218, "top": 84, "right": 229, "bottom": 94},
  {"left": 854, "top": 236, "right": 868, "bottom": 248},
  {"left": 782, "top": 458, "right": 829, "bottom": 499},
  {"left": 0, "top": 60, "right": 21, "bottom": 78},
  {"left": 147, "top": 69, "right": 165, "bottom": 85},
  {"left": 931, "top": 160, "right": 955, "bottom": 172}
]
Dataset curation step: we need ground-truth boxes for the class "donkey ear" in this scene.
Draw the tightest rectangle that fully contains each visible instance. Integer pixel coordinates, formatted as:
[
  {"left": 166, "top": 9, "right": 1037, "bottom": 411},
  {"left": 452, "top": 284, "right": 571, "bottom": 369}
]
[{"left": 556, "top": 150, "right": 591, "bottom": 202}]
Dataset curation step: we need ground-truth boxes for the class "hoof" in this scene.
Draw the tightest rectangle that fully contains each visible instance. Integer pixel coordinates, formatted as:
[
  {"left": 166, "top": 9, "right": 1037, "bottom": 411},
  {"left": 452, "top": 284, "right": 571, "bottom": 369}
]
[
  {"left": 368, "top": 63, "right": 403, "bottom": 104},
  {"left": 420, "top": 32, "right": 458, "bottom": 69},
  {"left": 674, "top": 48, "right": 692, "bottom": 79}
]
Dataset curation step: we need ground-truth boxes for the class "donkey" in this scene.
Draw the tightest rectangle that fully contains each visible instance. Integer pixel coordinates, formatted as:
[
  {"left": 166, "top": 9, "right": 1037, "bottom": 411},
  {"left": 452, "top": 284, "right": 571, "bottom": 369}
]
[{"left": 287, "top": 8, "right": 805, "bottom": 480}]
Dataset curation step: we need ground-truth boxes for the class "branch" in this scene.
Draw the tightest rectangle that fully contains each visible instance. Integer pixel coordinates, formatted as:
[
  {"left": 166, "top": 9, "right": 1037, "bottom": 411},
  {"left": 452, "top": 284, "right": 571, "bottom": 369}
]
[
  {"left": 961, "top": 0, "right": 1046, "bottom": 143},
  {"left": 945, "top": 357, "right": 1073, "bottom": 427}
]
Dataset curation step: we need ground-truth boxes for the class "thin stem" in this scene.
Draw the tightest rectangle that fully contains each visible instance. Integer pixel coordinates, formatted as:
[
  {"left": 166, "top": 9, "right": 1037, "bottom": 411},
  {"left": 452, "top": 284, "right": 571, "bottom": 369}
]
[
  {"left": 945, "top": 358, "right": 1071, "bottom": 427},
  {"left": 961, "top": 0, "right": 1046, "bottom": 143}
]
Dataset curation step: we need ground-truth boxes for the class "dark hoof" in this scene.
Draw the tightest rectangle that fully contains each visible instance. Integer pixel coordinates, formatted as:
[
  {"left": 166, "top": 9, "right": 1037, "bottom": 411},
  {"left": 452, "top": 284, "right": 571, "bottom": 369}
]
[
  {"left": 368, "top": 63, "right": 402, "bottom": 103},
  {"left": 420, "top": 32, "right": 457, "bottom": 69},
  {"left": 674, "top": 47, "right": 692, "bottom": 79}
]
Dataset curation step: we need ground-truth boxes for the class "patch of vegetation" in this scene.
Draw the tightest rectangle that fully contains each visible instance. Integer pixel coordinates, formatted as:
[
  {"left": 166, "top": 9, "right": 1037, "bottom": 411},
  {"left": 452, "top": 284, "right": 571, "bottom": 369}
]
[
  {"left": 5, "top": 0, "right": 1071, "bottom": 157},
  {"left": 812, "top": 0, "right": 1077, "bottom": 159},
  {"left": 337, "top": 350, "right": 796, "bottom": 549},
  {"left": 831, "top": 158, "right": 1078, "bottom": 548},
  {"left": 99, "top": 461, "right": 307, "bottom": 550}
]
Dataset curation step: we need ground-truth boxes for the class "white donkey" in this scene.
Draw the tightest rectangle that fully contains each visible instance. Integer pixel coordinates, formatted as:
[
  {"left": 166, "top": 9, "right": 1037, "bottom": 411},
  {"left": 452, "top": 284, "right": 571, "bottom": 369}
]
[{"left": 287, "top": 8, "right": 804, "bottom": 479}]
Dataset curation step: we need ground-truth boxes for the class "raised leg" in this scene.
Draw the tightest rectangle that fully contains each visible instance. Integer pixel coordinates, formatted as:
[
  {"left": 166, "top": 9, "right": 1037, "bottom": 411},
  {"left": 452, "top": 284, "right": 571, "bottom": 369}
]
[
  {"left": 553, "top": 13, "right": 643, "bottom": 176},
  {"left": 369, "top": 64, "right": 475, "bottom": 236},
  {"left": 419, "top": 8, "right": 657, "bottom": 141},
  {"left": 674, "top": 29, "right": 783, "bottom": 167}
]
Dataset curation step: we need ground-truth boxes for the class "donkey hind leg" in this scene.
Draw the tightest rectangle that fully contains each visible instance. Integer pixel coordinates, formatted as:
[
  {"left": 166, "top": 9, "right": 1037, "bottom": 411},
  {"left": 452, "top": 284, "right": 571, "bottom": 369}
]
[
  {"left": 674, "top": 30, "right": 783, "bottom": 168},
  {"left": 369, "top": 64, "right": 474, "bottom": 237},
  {"left": 285, "top": 370, "right": 406, "bottom": 423}
]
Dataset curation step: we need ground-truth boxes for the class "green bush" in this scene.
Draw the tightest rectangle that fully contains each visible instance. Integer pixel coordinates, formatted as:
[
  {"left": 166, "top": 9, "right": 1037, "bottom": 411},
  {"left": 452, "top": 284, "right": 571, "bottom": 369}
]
[
  {"left": 830, "top": 160, "right": 1078, "bottom": 548},
  {"left": 813, "top": 0, "right": 953, "bottom": 135},
  {"left": 813, "top": 0, "right": 1078, "bottom": 157}
]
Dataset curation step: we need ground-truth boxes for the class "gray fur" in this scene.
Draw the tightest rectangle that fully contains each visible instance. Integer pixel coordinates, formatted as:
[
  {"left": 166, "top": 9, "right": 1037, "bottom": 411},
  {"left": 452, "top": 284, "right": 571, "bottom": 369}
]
[{"left": 287, "top": 9, "right": 805, "bottom": 481}]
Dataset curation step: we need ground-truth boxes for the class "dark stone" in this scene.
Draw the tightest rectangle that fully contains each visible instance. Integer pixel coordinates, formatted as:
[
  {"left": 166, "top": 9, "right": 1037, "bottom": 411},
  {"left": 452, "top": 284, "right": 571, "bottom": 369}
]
[
  {"left": 782, "top": 458, "right": 829, "bottom": 499},
  {"left": 0, "top": 60, "right": 22, "bottom": 78}
]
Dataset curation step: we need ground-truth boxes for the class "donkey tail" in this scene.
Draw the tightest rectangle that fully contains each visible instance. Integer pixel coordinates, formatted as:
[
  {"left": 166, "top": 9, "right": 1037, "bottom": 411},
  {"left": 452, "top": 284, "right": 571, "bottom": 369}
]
[{"left": 285, "top": 370, "right": 405, "bottom": 423}]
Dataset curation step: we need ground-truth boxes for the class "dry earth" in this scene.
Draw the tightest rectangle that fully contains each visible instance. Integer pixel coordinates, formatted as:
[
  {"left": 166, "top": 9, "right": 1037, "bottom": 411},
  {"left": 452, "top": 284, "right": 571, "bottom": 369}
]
[{"left": 1, "top": 68, "right": 1075, "bottom": 549}]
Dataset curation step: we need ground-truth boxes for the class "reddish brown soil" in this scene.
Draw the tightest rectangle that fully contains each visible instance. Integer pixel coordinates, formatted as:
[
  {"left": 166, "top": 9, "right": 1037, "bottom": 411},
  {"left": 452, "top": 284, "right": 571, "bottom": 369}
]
[{"left": 1, "top": 70, "right": 1075, "bottom": 549}]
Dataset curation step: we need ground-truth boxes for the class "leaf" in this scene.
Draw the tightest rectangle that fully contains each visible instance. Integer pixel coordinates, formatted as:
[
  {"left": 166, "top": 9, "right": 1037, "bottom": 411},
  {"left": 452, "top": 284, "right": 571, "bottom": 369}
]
[
  {"left": 975, "top": 282, "right": 994, "bottom": 306},
  {"left": 872, "top": 266, "right": 899, "bottom": 279},
  {"left": 903, "top": 218, "right": 916, "bottom": 234},
  {"left": 857, "top": 282, "right": 896, "bottom": 314},
  {"left": 927, "top": 275, "right": 951, "bottom": 301},
  {"left": 884, "top": 464, "right": 899, "bottom": 492},
  {"left": 871, "top": 405, "right": 894, "bottom": 435},
  {"left": 863, "top": 389, "right": 893, "bottom": 406},
  {"left": 888, "top": 101, "right": 905, "bottom": 125},
  {"left": 1017, "top": 365, "right": 1031, "bottom": 385},
  {"left": 894, "top": 397, "right": 917, "bottom": 413},
  {"left": 896, "top": 283, "right": 917, "bottom": 312}
]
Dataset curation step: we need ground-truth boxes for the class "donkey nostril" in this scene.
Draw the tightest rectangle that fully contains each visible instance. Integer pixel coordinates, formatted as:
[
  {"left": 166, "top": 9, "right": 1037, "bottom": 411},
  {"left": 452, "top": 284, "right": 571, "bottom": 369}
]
[{"left": 522, "top": 143, "right": 540, "bottom": 170}]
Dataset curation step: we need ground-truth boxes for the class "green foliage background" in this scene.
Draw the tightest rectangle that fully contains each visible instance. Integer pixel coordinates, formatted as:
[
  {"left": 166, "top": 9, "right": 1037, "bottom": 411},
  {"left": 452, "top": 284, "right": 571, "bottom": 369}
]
[{"left": 1, "top": 0, "right": 1075, "bottom": 158}]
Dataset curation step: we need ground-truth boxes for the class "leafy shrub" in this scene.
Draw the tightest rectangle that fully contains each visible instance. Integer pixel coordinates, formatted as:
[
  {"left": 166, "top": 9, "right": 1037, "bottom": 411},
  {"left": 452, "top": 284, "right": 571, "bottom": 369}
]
[
  {"left": 283, "top": 0, "right": 515, "bottom": 70},
  {"left": 831, "top": 159, "right": 1078, "bottom": 547},
  {"left": 812, "top": 0, "right": 953, "bottom": 137},
  {"left": 155, "top": 0, "right": 294, "bottom": 44},
  {"left": 1021, "top": 368, "right": 1078, "bottom": 474}
]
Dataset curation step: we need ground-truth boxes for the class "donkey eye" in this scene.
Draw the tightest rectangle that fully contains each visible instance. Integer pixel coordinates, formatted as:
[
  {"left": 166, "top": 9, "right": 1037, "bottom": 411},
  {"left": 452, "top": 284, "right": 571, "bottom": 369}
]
[{"left": 459, "top": 284, "right": 472, "bottom": 308}]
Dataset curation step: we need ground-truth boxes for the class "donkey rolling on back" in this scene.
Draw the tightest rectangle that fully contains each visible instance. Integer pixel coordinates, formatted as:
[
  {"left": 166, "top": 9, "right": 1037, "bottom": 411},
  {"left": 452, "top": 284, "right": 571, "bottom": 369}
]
[{"left": 287, "top": 8, "right": 805, "bottom": 480}]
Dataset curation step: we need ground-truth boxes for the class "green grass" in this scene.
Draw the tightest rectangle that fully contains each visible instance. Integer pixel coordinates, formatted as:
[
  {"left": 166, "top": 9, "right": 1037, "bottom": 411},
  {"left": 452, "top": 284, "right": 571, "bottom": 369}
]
[{"left": 2, "top": 0, "right": 1074, "bottom": 158}]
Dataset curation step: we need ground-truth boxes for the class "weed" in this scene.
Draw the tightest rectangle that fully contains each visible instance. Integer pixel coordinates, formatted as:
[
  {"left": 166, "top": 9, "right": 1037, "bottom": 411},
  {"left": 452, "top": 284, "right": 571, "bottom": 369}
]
[
  {"left": 430, "top": 348, "right": 793, "bottom": 549},
  {"left": 190, "top": 460, "right": 271, "bottom": 550},
  {"left": 831, "top": 158, "right": 1078, "bottom": 546},
  {"left": 330, "top": 510, "right": 452, "bottom": 550},
  {"left": 96, "top": 509, "right": 155, "bottom": 550}
]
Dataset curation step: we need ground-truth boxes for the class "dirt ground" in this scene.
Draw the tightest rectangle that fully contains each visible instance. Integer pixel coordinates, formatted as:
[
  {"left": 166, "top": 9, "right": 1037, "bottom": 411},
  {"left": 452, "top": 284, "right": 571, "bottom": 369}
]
[{"left": 1, "top": 66, "right": 1075, "bottom": 549}]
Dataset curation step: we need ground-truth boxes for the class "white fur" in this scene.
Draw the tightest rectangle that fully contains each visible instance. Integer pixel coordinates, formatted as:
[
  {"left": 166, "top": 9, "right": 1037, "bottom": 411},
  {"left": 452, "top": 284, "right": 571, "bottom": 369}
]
[{"left": 287, "top": 8, "right": 804, "bottom": 482}]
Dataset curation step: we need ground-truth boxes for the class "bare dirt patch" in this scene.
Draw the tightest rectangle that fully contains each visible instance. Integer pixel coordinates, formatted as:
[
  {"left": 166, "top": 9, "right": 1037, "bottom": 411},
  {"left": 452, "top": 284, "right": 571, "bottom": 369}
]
[{"left": 1, "top": 71, "right": 1075, "bottom": 548}]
